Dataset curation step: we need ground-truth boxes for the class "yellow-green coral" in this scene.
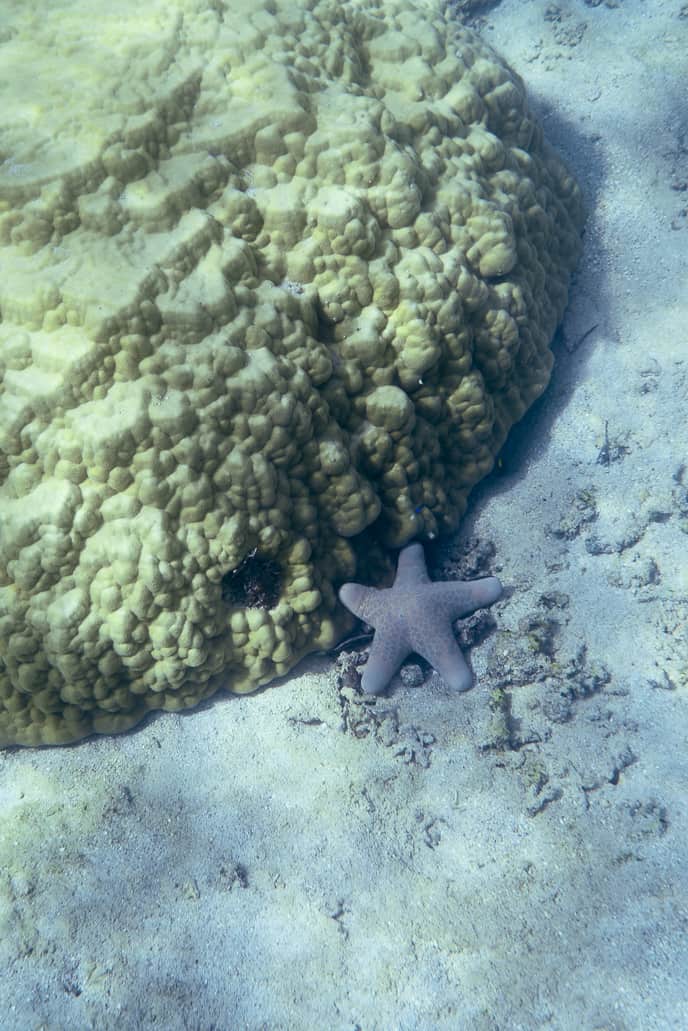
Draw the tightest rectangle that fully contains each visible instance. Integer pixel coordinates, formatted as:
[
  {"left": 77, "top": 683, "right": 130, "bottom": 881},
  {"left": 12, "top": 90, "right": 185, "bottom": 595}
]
[{"left": 0, "top": 0, "right": 583, "bottom": 746}]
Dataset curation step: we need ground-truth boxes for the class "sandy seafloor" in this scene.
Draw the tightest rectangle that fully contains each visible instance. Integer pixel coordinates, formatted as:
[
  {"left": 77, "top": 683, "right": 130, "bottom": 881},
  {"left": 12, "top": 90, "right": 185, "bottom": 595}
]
[{"left": 1, "top": 0, "right": 687, "bottom": 1028}]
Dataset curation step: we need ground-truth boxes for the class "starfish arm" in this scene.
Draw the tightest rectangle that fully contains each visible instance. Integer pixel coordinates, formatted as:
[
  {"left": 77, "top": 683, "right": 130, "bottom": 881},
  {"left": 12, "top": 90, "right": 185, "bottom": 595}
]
[
  {"left": 338, "top": 583, "right": 383, "bottom": 626},
  {"left": 359, "top": 626, "right": 411, "bottom": 695},
  {"left": 394, "top": 542, "right": 431, "bottom": 586},
  {"left": 432, "top": 576, "right": 503, "bottom": 622},
  {"left": 419, "top": 624, "right": 474, "bottom": 692}
]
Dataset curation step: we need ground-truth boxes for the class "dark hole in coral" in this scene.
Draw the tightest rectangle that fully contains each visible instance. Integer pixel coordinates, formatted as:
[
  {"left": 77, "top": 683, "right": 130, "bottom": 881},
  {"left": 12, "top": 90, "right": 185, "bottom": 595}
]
[
  {"left": 313, "top": 296, "right": 338, "bottom": 344},
  {"left": 221, "top": 552, "right": 282, "bottom": 610}
]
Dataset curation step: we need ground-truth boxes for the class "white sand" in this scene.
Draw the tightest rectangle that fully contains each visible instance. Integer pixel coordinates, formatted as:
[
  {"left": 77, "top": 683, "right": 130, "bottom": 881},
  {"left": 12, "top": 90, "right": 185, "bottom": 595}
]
[{"left": 2, "top": 1, "right": 687, "bottom": 1028}]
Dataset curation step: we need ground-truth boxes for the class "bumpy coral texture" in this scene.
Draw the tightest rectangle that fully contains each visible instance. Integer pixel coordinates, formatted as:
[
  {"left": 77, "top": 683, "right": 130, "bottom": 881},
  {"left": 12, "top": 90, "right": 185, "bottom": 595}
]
[{"left": 0, "top": 0, "right": 583, "bottom": 745}]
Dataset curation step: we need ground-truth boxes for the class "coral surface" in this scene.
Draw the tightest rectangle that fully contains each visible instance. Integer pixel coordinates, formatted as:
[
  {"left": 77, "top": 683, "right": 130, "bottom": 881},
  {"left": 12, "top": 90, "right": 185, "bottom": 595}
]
[{"left": 0, "top": 0, "right": 583, "bottom": 745}]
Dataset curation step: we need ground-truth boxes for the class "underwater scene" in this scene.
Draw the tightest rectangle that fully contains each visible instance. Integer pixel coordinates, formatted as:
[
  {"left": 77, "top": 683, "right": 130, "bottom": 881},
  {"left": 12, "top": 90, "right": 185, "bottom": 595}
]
[{"left": 0, "top": 0, "right": 686, "bottom": 1027}]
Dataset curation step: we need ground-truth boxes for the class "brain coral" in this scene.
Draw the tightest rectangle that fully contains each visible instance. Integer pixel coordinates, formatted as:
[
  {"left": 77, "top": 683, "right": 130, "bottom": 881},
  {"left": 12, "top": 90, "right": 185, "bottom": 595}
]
[{"left": 0, "top": 0, "right": 584, "bottom": 746}]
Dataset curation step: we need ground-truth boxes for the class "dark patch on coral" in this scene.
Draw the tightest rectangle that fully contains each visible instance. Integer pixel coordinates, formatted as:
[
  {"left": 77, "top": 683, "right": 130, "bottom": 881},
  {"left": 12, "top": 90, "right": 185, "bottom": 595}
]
[{"left": 221, "top": 552, "right": 282, "bottom": 609}]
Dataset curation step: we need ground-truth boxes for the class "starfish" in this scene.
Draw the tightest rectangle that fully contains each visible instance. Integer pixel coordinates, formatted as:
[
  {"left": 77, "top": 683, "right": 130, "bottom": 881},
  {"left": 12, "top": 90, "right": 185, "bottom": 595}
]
[{"left": 338, "top": 542, "right": 502, "bottom": 695}]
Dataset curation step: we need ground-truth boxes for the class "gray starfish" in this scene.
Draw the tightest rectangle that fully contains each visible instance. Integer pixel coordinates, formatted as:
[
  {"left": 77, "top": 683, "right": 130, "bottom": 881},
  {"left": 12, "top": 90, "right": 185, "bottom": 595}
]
[{"left": 338, "top": 542, "right": 502, "bottom": 695}]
